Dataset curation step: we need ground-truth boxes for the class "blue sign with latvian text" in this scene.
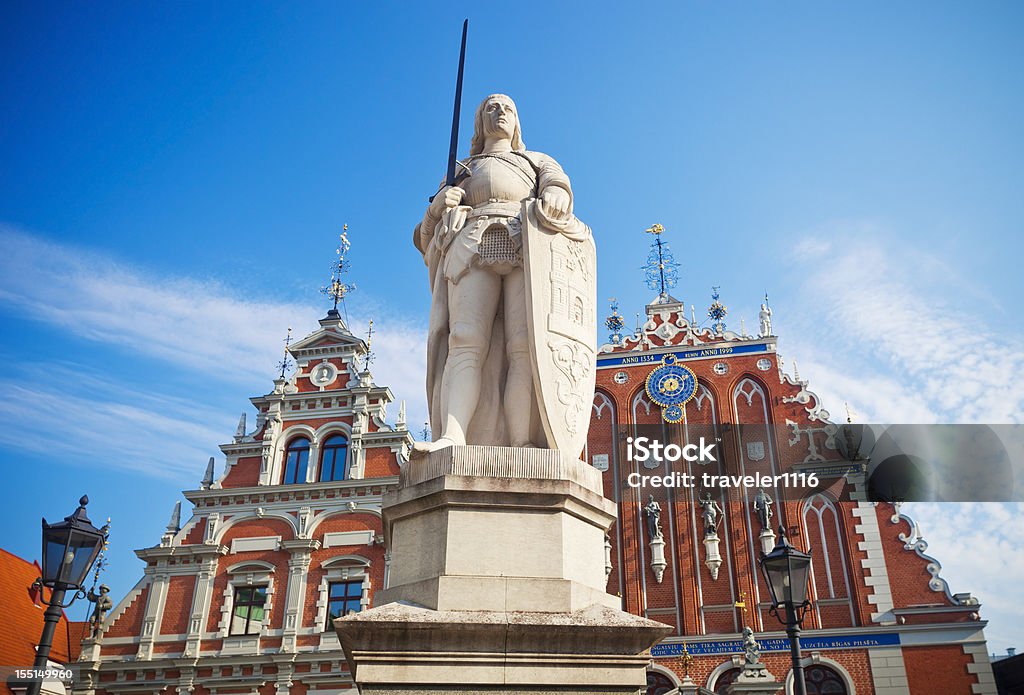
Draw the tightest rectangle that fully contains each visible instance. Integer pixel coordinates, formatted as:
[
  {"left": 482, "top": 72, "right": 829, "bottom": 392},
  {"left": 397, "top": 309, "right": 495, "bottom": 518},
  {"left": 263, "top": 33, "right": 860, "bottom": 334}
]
[{"left": 651, "top": 632, "right": 901, "bottom": 658}]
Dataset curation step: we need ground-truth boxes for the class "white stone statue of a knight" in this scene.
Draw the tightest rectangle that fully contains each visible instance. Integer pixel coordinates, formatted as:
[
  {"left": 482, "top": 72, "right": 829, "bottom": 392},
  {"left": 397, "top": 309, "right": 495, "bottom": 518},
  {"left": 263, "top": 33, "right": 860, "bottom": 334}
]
[{"left": 414, "top": 94, "right": 596, "bottom": 454}]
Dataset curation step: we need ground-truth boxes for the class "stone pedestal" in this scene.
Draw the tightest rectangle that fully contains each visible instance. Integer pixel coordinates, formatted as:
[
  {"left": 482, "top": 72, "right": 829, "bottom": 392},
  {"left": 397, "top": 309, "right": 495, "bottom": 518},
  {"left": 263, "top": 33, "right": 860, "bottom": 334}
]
[
  {"left": 703, "top": 532, "right": 723, "bottom": 580},
  {"left": 725, "top": 663, "right": 783, "bottom": 695},
  {"left": 758, "top": 528, "right": 777, "bottom": 556},
  {"left": 336, "top": 445, "right": 671, "bottom": 694}
]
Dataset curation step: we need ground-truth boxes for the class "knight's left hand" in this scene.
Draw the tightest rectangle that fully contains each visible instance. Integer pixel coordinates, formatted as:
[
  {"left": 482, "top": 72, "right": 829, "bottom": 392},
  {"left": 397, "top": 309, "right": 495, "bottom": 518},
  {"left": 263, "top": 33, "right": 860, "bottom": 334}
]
[{"left": 541, "top": 187, "right": 570, "bottom": 219}]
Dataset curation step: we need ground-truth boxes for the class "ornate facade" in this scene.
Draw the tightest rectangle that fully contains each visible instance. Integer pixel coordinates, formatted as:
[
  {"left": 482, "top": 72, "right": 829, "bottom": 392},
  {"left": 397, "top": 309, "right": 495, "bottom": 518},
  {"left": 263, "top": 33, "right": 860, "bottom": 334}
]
[{"left": 71, "top": 301, "right": 998, "bottom": 695}]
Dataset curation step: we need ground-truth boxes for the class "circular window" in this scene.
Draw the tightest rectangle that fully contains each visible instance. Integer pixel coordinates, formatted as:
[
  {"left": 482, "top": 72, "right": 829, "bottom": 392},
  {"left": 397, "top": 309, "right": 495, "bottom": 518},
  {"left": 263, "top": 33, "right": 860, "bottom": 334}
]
[
  {"left": 613, "top": 371, "right": 629, "bottom": 384},
  {"left": 756, "top": 358, "right": 772, "bottom": 371},
  {"left": 713, "top": 362, "right": 728, "bottom": 375}
]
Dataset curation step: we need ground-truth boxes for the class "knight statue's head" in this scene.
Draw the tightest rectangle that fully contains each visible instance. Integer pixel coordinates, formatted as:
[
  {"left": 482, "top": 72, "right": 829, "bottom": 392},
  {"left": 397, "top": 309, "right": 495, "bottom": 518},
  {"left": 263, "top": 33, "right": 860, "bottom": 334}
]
[{"left": 470, "top": 94, "right": 526, "bottom": 155}]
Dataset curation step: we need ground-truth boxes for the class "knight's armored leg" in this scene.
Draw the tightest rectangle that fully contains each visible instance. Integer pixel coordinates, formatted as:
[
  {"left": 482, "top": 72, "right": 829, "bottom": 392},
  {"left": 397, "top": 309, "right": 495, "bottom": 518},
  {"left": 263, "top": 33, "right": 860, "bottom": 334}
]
[
  {"left": 438, "top": 268, "right": 501, "bottom": 446},
  {"left": 503, "top": 266, "right": 535, "bottom": 447}
]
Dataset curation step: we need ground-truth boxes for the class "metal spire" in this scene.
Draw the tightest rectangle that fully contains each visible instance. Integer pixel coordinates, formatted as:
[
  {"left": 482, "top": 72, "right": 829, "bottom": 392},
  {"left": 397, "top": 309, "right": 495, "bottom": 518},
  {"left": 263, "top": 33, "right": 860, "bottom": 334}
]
[
  {"left": 604, "top": 297, "right": 625, "bottom": 345},
  {"left": 707, "top": 286, "right": 728, "bottom": 334},
  {"left": 421, "top": 422, "right": 431, "bottom": 441},
  {"left": 321, "top": 225, "right": 357, "bottom": 319},
  {"left": 276, "top": 327, "right": 294, "bottom": 379},
  {"left": 642, "top": 223, "right": 680, "bottom": 301},
  {"left": 364, "top": 318, "right": 375, "bottom": 369}
]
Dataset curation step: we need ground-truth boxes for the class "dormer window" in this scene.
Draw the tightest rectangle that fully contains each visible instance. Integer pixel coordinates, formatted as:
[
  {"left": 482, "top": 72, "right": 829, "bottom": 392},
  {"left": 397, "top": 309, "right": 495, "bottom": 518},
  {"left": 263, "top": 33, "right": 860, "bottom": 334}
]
[
  {"left": 320, "top": 434, "right": 349, "bottom": 482},
  {"left": 282, "top": 437, "right": 311, "bottom": 484}
]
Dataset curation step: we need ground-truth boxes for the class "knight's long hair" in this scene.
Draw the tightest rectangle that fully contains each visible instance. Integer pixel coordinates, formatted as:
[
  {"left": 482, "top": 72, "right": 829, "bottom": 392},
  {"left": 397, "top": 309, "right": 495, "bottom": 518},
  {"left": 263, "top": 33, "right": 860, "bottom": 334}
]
[{"left": 469, "top": 94, "right": 526, "bottom": 155}]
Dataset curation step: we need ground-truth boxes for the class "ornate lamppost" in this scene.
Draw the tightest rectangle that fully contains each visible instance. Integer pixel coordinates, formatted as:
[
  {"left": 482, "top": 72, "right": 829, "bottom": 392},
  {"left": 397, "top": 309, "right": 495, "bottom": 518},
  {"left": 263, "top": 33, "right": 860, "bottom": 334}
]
[
  {"left": 28, "top": 496, "right": 109, "bottom": 695},
  {"left": 759, "top": 525, "right": 812, "bottom": 695}
]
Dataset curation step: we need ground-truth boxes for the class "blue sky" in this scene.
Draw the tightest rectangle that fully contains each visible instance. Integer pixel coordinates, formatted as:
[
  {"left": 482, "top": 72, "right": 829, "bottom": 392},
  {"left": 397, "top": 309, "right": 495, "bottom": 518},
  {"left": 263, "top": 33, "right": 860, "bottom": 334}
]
[{"left": 1, "top": 2, "right": 1021, "bottom": 652}]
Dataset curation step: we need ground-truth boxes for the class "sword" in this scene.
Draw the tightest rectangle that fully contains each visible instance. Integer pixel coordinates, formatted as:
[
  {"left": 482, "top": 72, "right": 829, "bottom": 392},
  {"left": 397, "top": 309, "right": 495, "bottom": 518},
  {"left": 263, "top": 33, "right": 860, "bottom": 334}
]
[{"left": 429, "top": 19, "right": 468, "bottom": 203}]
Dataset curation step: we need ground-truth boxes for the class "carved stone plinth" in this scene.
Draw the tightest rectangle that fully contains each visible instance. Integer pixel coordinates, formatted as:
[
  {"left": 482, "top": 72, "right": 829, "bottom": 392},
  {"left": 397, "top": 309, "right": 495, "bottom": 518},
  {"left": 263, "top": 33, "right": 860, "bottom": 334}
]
[
  {"left": 725, "top": 663, "right": 782, "bottom": 695},
  {"left": 758, "top": 528, "right": 777, "bottom": 556},
  {"left": 335, "top": 445, "right": 671, "bottom": 694},
  {"left": 704, "top": 533, "right": 723, "bottom": 580}
]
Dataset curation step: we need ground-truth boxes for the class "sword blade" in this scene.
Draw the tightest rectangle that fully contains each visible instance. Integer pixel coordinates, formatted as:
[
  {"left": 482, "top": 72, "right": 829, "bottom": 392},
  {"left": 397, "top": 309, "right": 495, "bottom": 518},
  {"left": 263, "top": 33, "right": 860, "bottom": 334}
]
[{"left": 445, "top": 19, "right": 468, "bottom": 187}]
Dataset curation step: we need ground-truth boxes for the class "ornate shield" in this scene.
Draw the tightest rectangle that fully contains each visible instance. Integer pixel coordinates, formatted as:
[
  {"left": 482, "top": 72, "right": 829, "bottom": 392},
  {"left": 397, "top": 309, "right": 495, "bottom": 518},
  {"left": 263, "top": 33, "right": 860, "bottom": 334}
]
[{"left": 521, "top": 200, "right": 597, "bottom": 456}]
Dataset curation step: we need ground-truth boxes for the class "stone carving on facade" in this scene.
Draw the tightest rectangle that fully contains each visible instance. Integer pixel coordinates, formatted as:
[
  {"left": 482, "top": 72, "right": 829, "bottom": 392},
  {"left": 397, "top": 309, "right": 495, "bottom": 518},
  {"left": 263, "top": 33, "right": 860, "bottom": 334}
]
[
  {"left": 752, "top": 487, "right": 773, "bottom": 531},
  {"left": 699, "top": 491, "right": 723, "bottom": 537},
  {"left": 758, "top": 302, "right": 772, "bottom": 337},
  {"left": 644, "top": 495, "right": 663, "bottom": 540},
  {"left": 742, "top": 626, "right": 761, "bottom": 665},
  {"left": 414, "top": 94, "right": 595, "bottom": 454},
  {"left": 87, "top": 584, "right": 113, "bottom": 638}
]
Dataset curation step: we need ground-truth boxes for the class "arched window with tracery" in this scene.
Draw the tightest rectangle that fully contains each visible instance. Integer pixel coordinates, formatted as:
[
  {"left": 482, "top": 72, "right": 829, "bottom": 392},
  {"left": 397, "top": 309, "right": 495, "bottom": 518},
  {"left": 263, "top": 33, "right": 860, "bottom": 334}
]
[
  {"left": 645, "top": 670, "right": 676, "bottom": 695},
  {"left": 802, "top": 494, "right": 854, "bottom": 627},
  {"left": 805, "top": 664, "right": 849, "bottom": 694},
  {"left": 320, "top": 434, "right": 349, "bottom": 482},
  {"left": 282, "top": 437, "right": 310, "bottom": 485},
  {"left": 713, "top": 667, "right": 740, "bottom": 694}
]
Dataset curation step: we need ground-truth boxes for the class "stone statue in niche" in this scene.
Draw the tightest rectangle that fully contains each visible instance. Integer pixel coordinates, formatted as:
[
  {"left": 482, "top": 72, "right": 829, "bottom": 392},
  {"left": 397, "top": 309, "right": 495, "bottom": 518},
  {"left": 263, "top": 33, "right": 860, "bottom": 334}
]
[
  {"left": 414, "top": 94, "right": 596, "bottom": 454},
  {"left": 643, "top": 495, "right": 663, "bottom": 540},
  {"left": 698, "top": 491, "right": 723, "bottom": 537},
  {"left": 752, "top": 486, "right": 774, "bottom": 531}
]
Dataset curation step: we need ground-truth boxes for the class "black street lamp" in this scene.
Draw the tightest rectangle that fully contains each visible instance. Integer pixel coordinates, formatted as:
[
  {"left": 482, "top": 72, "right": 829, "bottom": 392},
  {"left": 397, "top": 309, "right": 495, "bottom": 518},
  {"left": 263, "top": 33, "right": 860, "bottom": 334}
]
[
  {"left": 28, "top": 496, "right": 108, "bottom": 695},
  {"left": 759, "top": 524, "right": 812, "bottom": 695}
]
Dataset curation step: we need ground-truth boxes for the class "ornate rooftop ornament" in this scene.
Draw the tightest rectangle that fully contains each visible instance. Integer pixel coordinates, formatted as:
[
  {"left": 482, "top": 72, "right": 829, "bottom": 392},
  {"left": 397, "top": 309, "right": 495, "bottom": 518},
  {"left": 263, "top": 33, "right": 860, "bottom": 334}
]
[
  {"left": 321, "top": 225, "right": 357, "bottom": 316},
  {"left": 276, "top": 327, "right": 294, "bottom": 379},
  {"left": 642, "top": 223, "right": 680, "bottom": 302},
  {"left": 604, "top": 297, "right": 625, "bottom": 345},
  {"left": 707, "top": 286, "right": 728, "bottom": 334},
  {"left": 364, "top": 318, "right": 375, "bottom": 369},
  {"left": 758, "top": 292, "right": 773, "bottom": 337},
  {"left": 201, "top": 456, "right": 215, "bottom": 489}
]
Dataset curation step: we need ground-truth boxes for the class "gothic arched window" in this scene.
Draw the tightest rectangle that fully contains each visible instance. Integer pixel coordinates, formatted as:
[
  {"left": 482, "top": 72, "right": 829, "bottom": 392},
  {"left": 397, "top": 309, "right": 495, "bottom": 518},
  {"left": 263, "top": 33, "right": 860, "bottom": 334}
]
[
  {"left": 805, "top": 665, "right": 849, "bottom": 694},
  {"left": 282, "top": 437, "right": 310, "bottom": 485},
  {"left": 320, "top": 434, "right": 349, "bottom": 482}
]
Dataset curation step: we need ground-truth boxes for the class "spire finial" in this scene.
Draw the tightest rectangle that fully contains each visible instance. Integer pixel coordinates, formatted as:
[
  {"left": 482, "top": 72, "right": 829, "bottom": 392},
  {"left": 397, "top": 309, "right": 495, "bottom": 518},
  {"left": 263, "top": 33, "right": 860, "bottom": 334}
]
[
  {"left": 201, "top": 457, "right": 215, "bottom": 489},
  {"left": 604, "top": 297, "right": 625, "bottom": 345},
  {"left": 166, "top": 501, "right": 181, "bottom": 534},
  {"left": 364, "top": 318, "right": 375, "bottom": 369},
  {"left": 234, "top": 413, "right": 247, "bottom": 440},
  {"left": 708, "top": 286, "right": 728, "bottom": 334},
  {"left": 642, "top": 223, "right": 680, "bottom": 301},
  {"left": 321, "top": 225, "right": 357, "bottom": 318},
  {"left": 397, "top": 400, "right": 407, "bottom": 428},
  {"left": 276, "top": 327, "right": 294, "bottom": 379},
  {"left": 421, "top": 421, "right": 431, "bottom": 442},
  {"left": 793, "top": 359, "right": 801, "bottom": 382}
]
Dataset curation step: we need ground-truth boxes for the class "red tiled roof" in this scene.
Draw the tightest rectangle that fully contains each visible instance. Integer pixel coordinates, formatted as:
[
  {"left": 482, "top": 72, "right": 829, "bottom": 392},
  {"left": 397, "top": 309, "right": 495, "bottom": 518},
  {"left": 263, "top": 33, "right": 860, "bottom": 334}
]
[{"left": 0, "top": 548, "right": 83, "bottom": 668}]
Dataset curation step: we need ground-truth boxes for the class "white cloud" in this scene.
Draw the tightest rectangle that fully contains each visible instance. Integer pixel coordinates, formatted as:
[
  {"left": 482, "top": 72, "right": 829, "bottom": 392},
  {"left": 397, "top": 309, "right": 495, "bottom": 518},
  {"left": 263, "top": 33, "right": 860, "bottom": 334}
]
[
  {"left": 0, "top": 226, "right": 431, "bottom": 475},
  {"left": 782, "top": 231, "right": 1024, "bottom": 424},
  {"left": 902, "top": 502, "right": 1024, "bottom": 654}
]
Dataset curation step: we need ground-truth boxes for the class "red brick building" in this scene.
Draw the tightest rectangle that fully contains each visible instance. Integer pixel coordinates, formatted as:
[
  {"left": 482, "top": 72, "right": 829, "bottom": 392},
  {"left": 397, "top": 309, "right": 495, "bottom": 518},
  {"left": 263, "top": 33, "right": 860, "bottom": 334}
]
[
  {"left": 589, "top": 294, "right": 998, "bottom": 694},
  {"left": 71, "top": 295, "right": 998, "bottom": 695}
]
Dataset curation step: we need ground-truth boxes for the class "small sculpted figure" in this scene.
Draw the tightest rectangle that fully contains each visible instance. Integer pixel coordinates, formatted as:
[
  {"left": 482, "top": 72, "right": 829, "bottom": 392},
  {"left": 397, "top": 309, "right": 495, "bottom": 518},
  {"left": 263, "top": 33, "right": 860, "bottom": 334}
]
[
  {"left": 752, "top": 486, "right": 774, "bottom": 531},
  {"left": 644, "top": 495, "right": 663, "bottom": 540},
  {"left": 415, "top": 94, "right": 594, "bottom": 452},
  {"left": 87, "top": 584, "right": 113, "bottom": 637},
  {"left": 758, "top": 303, "right": 772, "bottom": 337},
  {"left": 742, "top": 626, "right": 762, "bottom": 665},
  {"left": 699, "top": 491, "right": 723, "bottom": 537}
]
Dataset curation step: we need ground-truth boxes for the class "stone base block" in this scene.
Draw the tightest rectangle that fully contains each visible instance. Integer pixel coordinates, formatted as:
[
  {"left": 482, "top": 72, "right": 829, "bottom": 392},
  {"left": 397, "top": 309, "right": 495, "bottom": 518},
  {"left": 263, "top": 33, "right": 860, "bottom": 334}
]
[
  {"left": 335, "top": 602, "right": 671, "bottom": 694},
  {"left": 725, "top": 664, "right": 782, "bottom": 695}
]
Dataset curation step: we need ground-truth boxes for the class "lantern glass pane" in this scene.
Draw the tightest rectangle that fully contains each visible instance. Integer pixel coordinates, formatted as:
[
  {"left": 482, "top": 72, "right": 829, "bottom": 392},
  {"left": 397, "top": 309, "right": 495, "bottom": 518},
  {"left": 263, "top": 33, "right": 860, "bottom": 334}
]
[
  {"left": 43, "top": 535, "right": 67, "bottom": 584},
  {"left": 787, "top": 554, "right": 812, "bottom": 606},
  {"left": 65, "top": 529, "right": 102, "bottom": 587}
]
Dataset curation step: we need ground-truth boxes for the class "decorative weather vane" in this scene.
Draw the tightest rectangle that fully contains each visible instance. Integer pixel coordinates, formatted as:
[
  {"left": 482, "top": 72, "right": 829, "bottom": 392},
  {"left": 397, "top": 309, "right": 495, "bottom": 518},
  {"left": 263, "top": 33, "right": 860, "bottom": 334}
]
[
  {"left": 321, "top": 225, "right": 357, "bottom": 316},
  {"left": 364, "top": 319, "right": 375, "bottom": 369},
  {"left": 604, "top": 298, "right": 625, "bottom": 345},
  {"left": 708, "top": 286, "right": 728, "bottom": 334},
  {"left": 276, "top": 327, "right": 294, "bottom": 379},
  {"left": 642, "top": 223, "right": 680, "bottom": 300}
]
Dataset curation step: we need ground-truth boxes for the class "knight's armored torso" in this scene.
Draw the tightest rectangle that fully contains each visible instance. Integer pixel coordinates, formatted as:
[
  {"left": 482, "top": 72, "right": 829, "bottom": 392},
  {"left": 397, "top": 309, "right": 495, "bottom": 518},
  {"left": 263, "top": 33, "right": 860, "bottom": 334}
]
[{"left": 459, "top": 153, "right": 536, "bottom": 208}]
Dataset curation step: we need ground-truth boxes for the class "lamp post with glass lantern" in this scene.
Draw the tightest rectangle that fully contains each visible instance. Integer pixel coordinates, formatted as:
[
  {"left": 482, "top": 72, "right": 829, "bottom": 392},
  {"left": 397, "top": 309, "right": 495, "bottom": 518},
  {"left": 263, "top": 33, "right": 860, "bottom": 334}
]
[
  {"left": 28, "top": 496, "right": 109, "bottom": 695},
  {"left": 759, "top": 525, "right": 813, "bottom": 695}
]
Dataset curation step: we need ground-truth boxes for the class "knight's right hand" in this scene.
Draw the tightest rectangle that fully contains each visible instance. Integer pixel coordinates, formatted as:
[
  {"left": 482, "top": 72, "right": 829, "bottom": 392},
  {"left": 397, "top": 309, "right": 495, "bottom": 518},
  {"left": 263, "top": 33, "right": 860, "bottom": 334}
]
[{"left": 429, "top": 186, "right": 464, "bottom": 217}]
